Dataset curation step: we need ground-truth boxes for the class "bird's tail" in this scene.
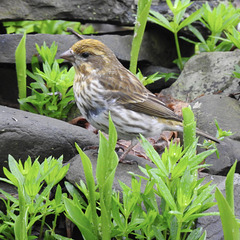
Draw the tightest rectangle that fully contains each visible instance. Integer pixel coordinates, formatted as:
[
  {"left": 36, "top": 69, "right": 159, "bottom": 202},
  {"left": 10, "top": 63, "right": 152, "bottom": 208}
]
[{"left": 196, "top": 128, "right": 220, "bottom": 143}]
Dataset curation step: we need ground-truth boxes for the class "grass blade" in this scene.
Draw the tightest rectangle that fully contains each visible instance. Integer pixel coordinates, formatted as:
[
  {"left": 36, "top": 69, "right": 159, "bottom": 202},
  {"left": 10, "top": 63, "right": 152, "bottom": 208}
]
[
  {"left": 215, "top": 187, "right": 240, "bottom": 240},
  {"left": 15, "top": 32, "right": 27, "bottom": 109}
]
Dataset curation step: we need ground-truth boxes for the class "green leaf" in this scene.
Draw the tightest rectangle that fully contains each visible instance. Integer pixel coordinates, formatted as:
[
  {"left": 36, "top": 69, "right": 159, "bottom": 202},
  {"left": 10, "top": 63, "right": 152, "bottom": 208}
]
[
  {"left": 75, "top": 143, "right": 98, "bottom": 235},
  {"left": 185, "top": 184, "right": 215, "bottom": 220},
  {"left": 2, "top": 168, "right": 19, "bottom": 187},
  {"left": 169, "top": 216, "right": 178, "bottom": 239},
  {"left": 8, "top": 155, "right": 25, "bottom": 185},
  {"left": 139, "top": 134, "right": 168, "bottom": 177},
  {"left": 96, "top": 113, "right": 119, "bottom": 239},
  {"left": 64, "top": 181, "right": 83, "bottom": 201},
  {"left": 226, "top": 160, "right": 237, "bottom": 213},
  {"left": 150, "top": 170, "right": 177, "bottom": 211},
  {"left": 63, "top": 197, "right": 98, "bottom": 240},
  {"left": 148, "top": 11, "right": 173, "bottom": 32},
  {"left": 215, "top": 188, "right": 240, "bottom": 240},
  {"left": 49, "top": 232, "right": 72, "bottom": 240},
  {"left": 14, "top": 214, "right": 28, "bottom": 240},
  {"left": 177, "top": 169, "right": 194, "bottom": 210},
  {"left": 182, "top": 106, "right": 196, "bottom": 149},
  {"left": 199, "top": 231, "right": 207, "bottom": 240},
  {"left": 130, "top": 0, "right": 152, "bottom": 74},
  {"left": 179, "top": 8, "right": 202, "bottom": 30},
  {"left": 15, "top": 32, "right": 27, "bottom": 108},
  {"left": 188, "top": 149, "right": 216, "bottom": 169},
  {"left": 186, "top": 227, "right": 203, "bottom": 240},
  {"left": 188, "top": 25, "right": 207, "bottom": 44}
]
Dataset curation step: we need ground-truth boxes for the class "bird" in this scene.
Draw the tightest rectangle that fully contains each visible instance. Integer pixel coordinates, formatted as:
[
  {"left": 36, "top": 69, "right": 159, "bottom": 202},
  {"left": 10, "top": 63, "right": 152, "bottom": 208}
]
[{"left": 60, "top": 39, "right": 219, "bottom": 161}]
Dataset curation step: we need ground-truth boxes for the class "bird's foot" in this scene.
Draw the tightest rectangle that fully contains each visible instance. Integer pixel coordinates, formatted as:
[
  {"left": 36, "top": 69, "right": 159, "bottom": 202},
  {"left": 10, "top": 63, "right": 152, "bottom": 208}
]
[
  {"left": 83, "top": 145, "right": 99, "bottom": 151},
  {"left": 118, "top": 157, "right": 138, "bottom": 165}
]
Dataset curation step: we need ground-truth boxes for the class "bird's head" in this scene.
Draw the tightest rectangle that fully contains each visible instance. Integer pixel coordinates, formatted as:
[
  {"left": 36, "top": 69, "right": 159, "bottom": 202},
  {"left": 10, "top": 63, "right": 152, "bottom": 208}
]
[{"left": 60, "top": 39, "right": 118, "bottom": 74}]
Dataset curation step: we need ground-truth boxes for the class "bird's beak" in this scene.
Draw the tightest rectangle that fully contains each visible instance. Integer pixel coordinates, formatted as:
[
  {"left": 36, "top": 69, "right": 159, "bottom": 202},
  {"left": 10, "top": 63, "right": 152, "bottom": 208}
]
[{"left": 60, "top": 49, "right": 75, "bottom": 62}]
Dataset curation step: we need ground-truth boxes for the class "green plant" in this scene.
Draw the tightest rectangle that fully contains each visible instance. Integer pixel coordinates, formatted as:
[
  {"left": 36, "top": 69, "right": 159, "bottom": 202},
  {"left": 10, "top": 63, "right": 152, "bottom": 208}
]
[
  {"left": 134, "top": 139, "right": 217, "bottom": 239},
  {"left": 129, "top": 0, "right": 152, "bottom": 74},
  {"left": 182, "top": 25, "right": 233, "bottom": 53},
  {"left": 182, "top": 106, "right": 197, "bottom": 149},
  {"left": 233, "top": 64, "right": 240, "bottom": 79},
  {"left": 15, "top": 32, "right": 27, "bottom": 110},
  {"left": 183, "top": 3, "right": 240, "bottom": 53},
  {"left": 200, "top": 2, "right": 240, "bottom": 51},
  {"left": 225, "top": 26, "right": 240, "bottom": 49},
  {"left": 215, "top": 160, "right": 240, "bottom": 239},
  {"left": 0, "top": 155, "right": 69, "bottom": 239},
  {"left": 136, "top": 69, "right": 178, "bottom": 86},
  {"left": 200, "top": 120, "right": 232, "bottom": 159},
  {"left": 18, "top": 42, "right": 75, "bottom": 119},
  {"left": 63, "top": 109, "right": 218, "bottom": 239},
  {"left": 3, "top": 20, "right": 95, "bottom": 35},
  {"left": 148, "top": 0, "right": 202, "bottom": 70},
  {"left": 64, "top": 113, "right": 119, "bottom": 239}
]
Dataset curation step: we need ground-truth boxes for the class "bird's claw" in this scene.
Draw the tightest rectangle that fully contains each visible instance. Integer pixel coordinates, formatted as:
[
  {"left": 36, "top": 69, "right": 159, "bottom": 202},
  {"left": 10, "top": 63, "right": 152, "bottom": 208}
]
[{"left": 119, "top": 158, "right": 138, "bottom": 165}]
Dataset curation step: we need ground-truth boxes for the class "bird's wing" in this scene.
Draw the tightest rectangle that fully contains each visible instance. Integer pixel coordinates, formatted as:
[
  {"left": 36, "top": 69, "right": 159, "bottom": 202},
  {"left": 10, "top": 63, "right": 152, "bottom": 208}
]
[
  {"left": 100, "top": 67, "right": 182, "bottom": 122},
  {"left": 125, "top": 94, "right": 182, "bottom": 122}
]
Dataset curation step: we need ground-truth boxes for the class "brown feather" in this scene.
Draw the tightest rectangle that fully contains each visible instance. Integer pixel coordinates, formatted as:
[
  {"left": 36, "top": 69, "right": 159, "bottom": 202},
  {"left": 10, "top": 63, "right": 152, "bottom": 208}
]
[{"left": 99, "top": 64, "right": 182, "bottom": 122}]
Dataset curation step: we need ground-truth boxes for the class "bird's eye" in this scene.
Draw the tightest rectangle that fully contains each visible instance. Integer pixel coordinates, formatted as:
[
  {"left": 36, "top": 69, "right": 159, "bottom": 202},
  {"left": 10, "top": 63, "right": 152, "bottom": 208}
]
[{"left": 82, "top": 52, "right": 90, "bottom": 58}]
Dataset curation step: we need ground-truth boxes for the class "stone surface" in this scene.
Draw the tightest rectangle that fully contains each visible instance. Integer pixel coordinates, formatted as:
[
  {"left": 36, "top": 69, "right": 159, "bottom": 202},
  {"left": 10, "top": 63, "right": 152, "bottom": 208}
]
[
  {"left": 0, "top": 31, "right": 193, "bottom": 107},
  {"left": 0, "top": 31, "right": 190, "bottom": 67},
  {"left": 0, "top": 0, "right": 136, "bottom": 24},
  {"left": 66, "top": 149, "right": 156, "bottom": 193},
  {"left": 0, "top": 0, "right": 220, "bottom": 25},
  {"left": 190, "top": 95, "right": 240, "bottom": 175},
  {"left": 0, "top": 105, "right": 99, "bottom": 177},
  {"left": 161, "top": 50, "right": 240, "bottom": 102},
  {"left": 197, "top": 172, "right": 240, "bottom": 240}
]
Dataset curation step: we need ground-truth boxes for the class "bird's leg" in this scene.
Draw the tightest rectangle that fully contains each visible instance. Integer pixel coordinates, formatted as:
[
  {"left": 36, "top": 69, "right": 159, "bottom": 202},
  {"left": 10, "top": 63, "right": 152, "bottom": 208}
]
[{"left": 118, "top": 139, "right": 138, "bottom": 163}]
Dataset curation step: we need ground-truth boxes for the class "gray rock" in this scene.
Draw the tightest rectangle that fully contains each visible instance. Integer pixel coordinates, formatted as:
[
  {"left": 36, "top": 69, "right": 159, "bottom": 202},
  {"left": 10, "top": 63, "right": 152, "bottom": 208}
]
[
  {"left": 161, "top": 50, "right": 240, "bottom": 102},
  {"left": 0, "top": 32, "right": 186, "bottom": 66},
  {"left": 0, "top": 31, "right": 185, "bottom": 107},
  {"left": 66, "top": 149, "right": 156, "bottom": 193},
  {"left": 0, "top": 0, "right": 136, "bottom": 24},
  {"left": 0, "top": 105, "right": 98, "bottom": 177},
  {"left": 0, "top": 0, "right": 220, "bottom": 25},
  {"left": 197, "top": 172, "right": 240, "bottom": 240},
  {"left": 190, "top": 95, "right": 240, "bottom": 175}
]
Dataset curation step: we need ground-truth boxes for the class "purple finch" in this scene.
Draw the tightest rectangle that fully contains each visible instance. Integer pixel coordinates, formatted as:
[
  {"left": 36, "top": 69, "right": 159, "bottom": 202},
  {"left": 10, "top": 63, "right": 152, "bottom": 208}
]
[{"left": 60, "top": 39, "right": 219, "bottom": 160}]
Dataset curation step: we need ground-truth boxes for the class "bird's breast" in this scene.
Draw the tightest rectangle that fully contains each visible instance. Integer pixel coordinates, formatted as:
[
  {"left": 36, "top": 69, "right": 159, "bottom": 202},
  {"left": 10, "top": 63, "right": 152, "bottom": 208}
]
[{"left": 73, "top": 76, "right": 109, "bottom": 119}]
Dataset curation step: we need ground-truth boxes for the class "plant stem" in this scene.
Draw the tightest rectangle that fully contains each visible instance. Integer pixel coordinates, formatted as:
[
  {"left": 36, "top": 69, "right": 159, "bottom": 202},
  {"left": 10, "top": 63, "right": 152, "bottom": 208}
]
[
  {"left": 52, "top": 212, "right": 58, "bottom": 233},
  {"left": 182, "top": 220, "right": 194, "bottom": 240},
  {"left": 174, "top": 32, "right": 183, "bottom": 70},
  {"left": 39, "top": 214, "right": 46, "bottom": 239},
  {"left": 176, "top": 220, "right": 183, "bottom": 240},
  {"left": 129, "top": 0, "right": 152, "bottom": 74}
]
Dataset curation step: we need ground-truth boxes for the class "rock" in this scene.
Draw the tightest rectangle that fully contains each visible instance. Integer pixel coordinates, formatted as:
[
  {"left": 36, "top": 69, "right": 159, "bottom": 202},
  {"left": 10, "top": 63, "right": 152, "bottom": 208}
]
[
  {"left": 0, "top": 31, "right": 192, "bottom": 107},
  {"left": 0, "top": 0, "right": 136, "bottom": 25},
  {"left": 0, "top": 0, "right": 220, "bottom": 25},
  {"left": 190, "top": 95, "right": 240, "bottom": 175},
  {"left": 161, "top": 50, "right": 240, "bottom": 102},
  {"left": 66, "top": 149, "right": 156, "bottom": 193},
  {"left": 197, "top": 172, "right": 240, "bottom": 240},
  {"left": 0, "top": 32, "right": 188, "bottom": 66},
  {"left": 0, "top": 105, "right": 99, "bottom": 177}
]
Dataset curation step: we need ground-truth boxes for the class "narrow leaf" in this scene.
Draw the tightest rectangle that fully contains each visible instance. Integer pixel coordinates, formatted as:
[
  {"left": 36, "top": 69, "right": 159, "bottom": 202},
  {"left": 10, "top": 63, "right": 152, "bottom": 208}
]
[
  {"left": 225, "top": 160, "right": 237, "bottom": 213},
  {"left": 215, "top": 188, "right": 240, "bottom": 240},
  {"left": 15, "top": 33, "right": 27, "bottom": 107}
]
